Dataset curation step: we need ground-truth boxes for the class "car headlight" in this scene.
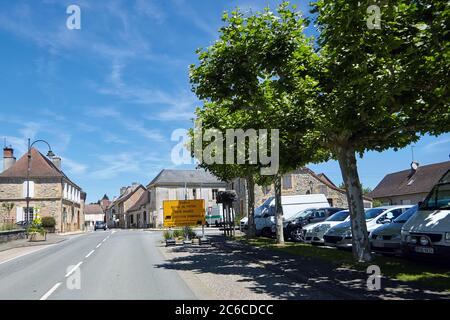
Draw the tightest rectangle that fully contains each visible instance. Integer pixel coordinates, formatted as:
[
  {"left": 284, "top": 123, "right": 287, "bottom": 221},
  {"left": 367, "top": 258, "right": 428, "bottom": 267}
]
[
  {"left": 445, "top": 232, "right": 450, "bottom": 242},
  {"left": 344, "top": 229, "right": 352, "bottom": 238},
  {"left": 420, "top": 236, "right": 429, "bottom": 246},
  {"left": 391, "top": 234, "right": 401, "bottom": 241},
  {"left": 407, "top": 236, "right": 417, "bottom": 244}
]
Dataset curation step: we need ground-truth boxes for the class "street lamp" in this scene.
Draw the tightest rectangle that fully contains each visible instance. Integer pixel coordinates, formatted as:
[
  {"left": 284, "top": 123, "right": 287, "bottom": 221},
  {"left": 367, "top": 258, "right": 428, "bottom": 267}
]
[{"left": 26, "top": 139, "right": 55, "bottom": 225}]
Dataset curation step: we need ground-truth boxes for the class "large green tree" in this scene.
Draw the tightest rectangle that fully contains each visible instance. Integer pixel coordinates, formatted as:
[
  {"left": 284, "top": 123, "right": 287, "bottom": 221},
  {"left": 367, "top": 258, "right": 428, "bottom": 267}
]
[
  {"left": 190, "top": 1, "right": 448, "bottom": 260},
  {"left": 190, "top": 6, "right": 326, "bottom": 244}
]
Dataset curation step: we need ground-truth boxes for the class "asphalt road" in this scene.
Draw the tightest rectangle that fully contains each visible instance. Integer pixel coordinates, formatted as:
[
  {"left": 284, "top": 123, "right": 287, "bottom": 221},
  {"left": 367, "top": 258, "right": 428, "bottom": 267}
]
[{"left": 0, "top": 230, "right": 196, "bottom": 300}]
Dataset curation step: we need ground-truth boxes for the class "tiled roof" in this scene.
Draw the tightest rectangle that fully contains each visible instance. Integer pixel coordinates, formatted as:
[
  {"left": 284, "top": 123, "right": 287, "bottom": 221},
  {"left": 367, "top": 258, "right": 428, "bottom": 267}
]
[
  {"left": 369, "top": 161, "right": 450, "bottom": 199},
  {"left": 84, "top": 204, "right": 104, "bottom": 215},
  {"left": 147, "top": 169, "right": 226, "bottom": 188},
  {"left": 0, "top": 148, "right": 81, "bottom": 189},
  {"left": 109, "top": 184, "right": 145, "bottom": 207},
  {"left": 128, "top": 190, "right": 150, "bottom": 212}
]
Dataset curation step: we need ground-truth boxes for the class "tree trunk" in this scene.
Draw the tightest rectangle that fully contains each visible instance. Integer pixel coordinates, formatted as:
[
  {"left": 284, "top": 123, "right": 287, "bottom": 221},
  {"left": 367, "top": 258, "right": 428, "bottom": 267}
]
[
  {"left": 274, "top": 175, "right": 284, "bottom": 245},
  {"left": 246, "top": 176, "right": 256, "bottom": 239},
  {"left": 337, "top": 146, "right": 372, "bottom": 262}
]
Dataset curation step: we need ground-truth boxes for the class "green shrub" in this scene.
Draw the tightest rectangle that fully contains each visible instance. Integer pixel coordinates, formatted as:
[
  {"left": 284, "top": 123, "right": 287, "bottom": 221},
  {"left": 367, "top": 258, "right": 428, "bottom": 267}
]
[
  {"left": 172, "top": 229, "right": 184, "bottom": 239},
  {"left": 183, "top": 226, "right": 197, "bottom": 239},
  {"left": 41, "top": 216, "right": 56, "bottom": 228},
  {"left": 163, "top": 230, "right": 172, "bottom": 240}
]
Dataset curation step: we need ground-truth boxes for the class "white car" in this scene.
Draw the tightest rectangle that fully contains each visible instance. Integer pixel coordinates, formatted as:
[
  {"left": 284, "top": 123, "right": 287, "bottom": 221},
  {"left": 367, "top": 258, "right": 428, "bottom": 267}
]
[
  {"left": 303, "top": 210, "right": 350, "bottom": 245},
  {"left": 323, "top": 205, "right": 413, "bottom": 248},
  {"left": 402, "top": 169, "right": 450, "bottom": 257}
]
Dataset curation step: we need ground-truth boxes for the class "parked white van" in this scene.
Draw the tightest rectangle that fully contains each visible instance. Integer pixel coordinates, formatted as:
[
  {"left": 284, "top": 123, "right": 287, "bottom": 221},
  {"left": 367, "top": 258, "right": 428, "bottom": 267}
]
[
  {"left": 240, "top": 194, "right": 330, "bottom": 237},
  {"left": 402, "top": 170, "right": 450, "bottom": 257}
]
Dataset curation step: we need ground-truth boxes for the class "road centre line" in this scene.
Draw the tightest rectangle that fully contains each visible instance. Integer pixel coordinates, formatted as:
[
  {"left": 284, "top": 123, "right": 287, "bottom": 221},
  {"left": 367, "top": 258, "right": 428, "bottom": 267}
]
[
  {"left": 65, "top": 261, "right": 83, "bottom": 278},
  {"left": 96, "top": 243, "right": 102, "bottom": 248},
  {"left": 85, "top": 250, "right": 95, "bottom": 258},
  {"left": 40, "top": 282, "right": 61, "bottom": 300}
]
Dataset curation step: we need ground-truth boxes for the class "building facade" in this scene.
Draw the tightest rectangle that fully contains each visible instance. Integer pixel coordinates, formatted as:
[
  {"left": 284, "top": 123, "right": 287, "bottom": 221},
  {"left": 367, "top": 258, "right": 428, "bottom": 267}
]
[
  {"left": 106, "top": 184, "right": 146, "bottom": 228},
  {"left": 146, "top": 169, "right": 227, "bottom": 228},
  {"left": 0, "top": 147, "right": 85, "bottom": 233},
  {"left": 84, "top": 203, "right": 105, "bottom": 230}
]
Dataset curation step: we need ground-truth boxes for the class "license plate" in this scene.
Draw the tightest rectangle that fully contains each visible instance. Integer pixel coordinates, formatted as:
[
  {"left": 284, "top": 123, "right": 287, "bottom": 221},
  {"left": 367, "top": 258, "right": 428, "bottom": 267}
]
[{"left": 414, "top": 246, "right": 434, "bottom": 254}]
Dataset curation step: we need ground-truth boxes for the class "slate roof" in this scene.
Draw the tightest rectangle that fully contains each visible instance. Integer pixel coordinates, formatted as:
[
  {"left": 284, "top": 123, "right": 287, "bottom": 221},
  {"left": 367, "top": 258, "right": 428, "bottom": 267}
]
[
  {"left": 369, "top": 161, "right": 450, "bottom": 199},
  {"left": 147, "top": 169, "right": 227, "bottom": 188},
  {"left": 0, "top": 148, "right": 81, "bottom": 189}
]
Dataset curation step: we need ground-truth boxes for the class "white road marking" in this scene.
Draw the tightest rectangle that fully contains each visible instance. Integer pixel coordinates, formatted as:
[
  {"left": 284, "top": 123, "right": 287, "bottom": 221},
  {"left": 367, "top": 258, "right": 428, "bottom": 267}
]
[
  {"left": 96, "top": 243, "right": 102, "bottom": 248},
  {"left": 85, "top": 250, "right": 95, "bottom": 258},
  {"left": 102, "top": 238, "right": 107, "bottom": 242},
  {"left": 65, "top": 261, "right": 83, "bottom": 278},
  {"left": 40, "top": 282, "right": 61, "bottom": 300}
]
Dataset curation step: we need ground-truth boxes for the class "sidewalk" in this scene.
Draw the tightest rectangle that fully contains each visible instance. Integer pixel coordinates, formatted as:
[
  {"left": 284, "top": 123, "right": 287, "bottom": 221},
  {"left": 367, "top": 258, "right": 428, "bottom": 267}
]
[
  {"left": 209, "top": 235, "right": 450, "bottom": 300},
  {"left": 0, "top": 232, "right": 81, "bottom": 253}
]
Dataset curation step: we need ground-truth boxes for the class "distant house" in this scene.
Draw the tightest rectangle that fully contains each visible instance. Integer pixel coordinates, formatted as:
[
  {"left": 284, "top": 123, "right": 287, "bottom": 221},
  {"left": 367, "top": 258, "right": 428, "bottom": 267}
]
[
  {"left": 106, "top": 183, "right": 146, "bottom": 228},
  {"left": 146, "top": 169, "right": 227, "bottom": 228},
  {"left": 230, "top": 167, "right": 373, "bottom": 218},
  {"left": 127, "top": 190, "right": 151, "bottom": 228},
  {"left": 0, "top": 147, "right": 85, "bottom": 233},
  {"left": 84, "top": 203, "right": 105, "bottom": 230},
  {"left": 369, "top": 161, "right": 450, "bottom": 205}
]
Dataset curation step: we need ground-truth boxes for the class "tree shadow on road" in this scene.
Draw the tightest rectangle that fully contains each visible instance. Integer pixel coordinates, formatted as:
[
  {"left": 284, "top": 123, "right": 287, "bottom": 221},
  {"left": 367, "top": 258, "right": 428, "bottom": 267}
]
[{"left": 155, "top": 235, "right": 450, "bottom": 300}]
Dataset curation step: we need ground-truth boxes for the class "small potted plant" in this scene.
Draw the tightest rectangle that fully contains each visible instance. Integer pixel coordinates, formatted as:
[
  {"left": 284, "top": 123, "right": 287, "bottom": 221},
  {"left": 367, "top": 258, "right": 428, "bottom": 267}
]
[
  {"left": 27, "top": 217, "right": 47, "bottom": 242},
  {"left": 41, "top": 216, "right": 56, "bottom": 233}
]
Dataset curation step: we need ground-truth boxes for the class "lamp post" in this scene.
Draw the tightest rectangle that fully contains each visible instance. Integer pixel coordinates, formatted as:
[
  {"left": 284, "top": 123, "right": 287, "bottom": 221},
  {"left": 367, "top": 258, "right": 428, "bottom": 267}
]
[{"left": 26, "top": 139, "right": 55, "bottom": 225}]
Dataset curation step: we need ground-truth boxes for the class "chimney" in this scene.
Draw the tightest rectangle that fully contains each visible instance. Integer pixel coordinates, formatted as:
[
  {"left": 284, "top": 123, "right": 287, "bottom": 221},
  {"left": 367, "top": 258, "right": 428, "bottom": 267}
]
[
  {"left": 51, "top": 156, "right": 62, "bottom": 170},
  {"left": 3, "top": 147, "right": 16, "bottom": 173},
  {"left": 120, "top": 187, "right": 127, "bottom": 195}
]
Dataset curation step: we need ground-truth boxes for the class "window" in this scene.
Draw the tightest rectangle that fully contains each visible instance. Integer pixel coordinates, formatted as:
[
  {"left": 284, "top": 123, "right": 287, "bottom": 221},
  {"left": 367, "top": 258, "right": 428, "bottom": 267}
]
[
  {"left": 282, "top": 175, "right": 292, "bottom": 190},
  {"left": 193, "top": 188, "right": 197, "bottom": 199},
  {"left": 212, "top": 189, "right": 219, "bottom": 200},
  {"left": 327, "top": 198, "right": 334, "bottom": 207},
  {"left": 315, "top": 210, "right": 326, "bottom": 218},
  {"left": 22, "top": 181, "right": 35, "bottom": 198}
]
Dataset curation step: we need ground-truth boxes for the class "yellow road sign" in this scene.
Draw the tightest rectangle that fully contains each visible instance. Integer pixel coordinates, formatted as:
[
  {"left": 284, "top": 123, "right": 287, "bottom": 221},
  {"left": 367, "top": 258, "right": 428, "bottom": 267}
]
[{"left": 163, "top": 199, "right": 205, "bottom": 227}]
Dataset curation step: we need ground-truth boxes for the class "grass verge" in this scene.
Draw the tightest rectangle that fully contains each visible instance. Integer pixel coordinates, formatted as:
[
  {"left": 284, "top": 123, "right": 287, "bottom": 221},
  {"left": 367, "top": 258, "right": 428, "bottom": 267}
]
[{"left": 235, "top": 236, "right": 450, "bottom": 292}]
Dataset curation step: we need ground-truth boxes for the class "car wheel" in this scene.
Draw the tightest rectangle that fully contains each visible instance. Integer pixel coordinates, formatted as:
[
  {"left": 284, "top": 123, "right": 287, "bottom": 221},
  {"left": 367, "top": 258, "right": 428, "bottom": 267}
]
[
  {"left": 261, "top": 227, "right": 272, "bottom": 238},
  {"left": 291, "top": 228, "right": 305, "bottom": 242}
]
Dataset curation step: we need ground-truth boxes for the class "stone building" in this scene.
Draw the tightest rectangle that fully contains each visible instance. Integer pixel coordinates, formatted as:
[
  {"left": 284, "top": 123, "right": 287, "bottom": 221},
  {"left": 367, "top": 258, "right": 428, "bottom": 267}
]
[
  {"left": 0, "top": 147, "right": 85, "bottom": 233},
  {"left": 126, "top": 190, "right": 151, "bottom": 228},
  {"left": 146, "top": 169, "right": 227, "bottom": 228},
  {"left": 230, "top": 167, "right": 373, "bottom": 218},
  {"left": 106, "top": 183, "right": 146, "bottom": 228}
]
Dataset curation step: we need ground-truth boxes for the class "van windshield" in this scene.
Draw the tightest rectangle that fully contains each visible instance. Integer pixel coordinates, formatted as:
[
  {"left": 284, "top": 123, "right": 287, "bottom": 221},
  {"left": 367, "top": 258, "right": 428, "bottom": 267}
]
[
  {"left": 364, "top": 208, "right": 386, "bottom": 220},
  {"left": 288, "top": 209, "right": 315, "bottom": 220},
  {"left": 255, "top": 197, "right": 274, "bottom": 217},
  {"left": 421, "top": 183, "right": 450, "bottom": 210}
]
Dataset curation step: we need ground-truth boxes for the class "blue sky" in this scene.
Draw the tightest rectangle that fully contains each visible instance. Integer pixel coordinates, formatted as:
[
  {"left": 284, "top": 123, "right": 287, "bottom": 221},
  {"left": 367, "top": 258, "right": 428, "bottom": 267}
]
[{"left": 0, "top": 0, "right": 449, "bottom": 203}]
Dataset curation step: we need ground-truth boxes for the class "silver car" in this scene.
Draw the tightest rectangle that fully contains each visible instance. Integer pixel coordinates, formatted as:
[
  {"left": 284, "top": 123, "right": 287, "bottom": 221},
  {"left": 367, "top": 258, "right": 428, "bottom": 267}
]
[
  {"left": 323, "top": 206, "right": 412, "bottom": 248},
  {"left": 370, "top": 205, "right": 419, "bottom": 254}
]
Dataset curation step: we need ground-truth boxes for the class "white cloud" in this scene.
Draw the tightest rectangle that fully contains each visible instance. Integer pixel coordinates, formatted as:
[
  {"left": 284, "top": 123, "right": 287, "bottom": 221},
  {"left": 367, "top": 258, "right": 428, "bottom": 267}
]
[
  {"left": 423, "top": 138, "right": 450, "bottom": 152},
  {"left": 61, "top": 157, "right": 88, "bottom": 175}
]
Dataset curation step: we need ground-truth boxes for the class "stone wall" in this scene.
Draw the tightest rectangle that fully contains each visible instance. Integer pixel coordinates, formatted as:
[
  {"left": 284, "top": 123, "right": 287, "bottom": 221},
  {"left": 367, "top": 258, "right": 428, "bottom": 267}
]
[
  {"left": 0, "top": 178, "right": 62, "bottom": 199},
  {"left": 0, "top": 230, "right": 27, "bottom": 244}
]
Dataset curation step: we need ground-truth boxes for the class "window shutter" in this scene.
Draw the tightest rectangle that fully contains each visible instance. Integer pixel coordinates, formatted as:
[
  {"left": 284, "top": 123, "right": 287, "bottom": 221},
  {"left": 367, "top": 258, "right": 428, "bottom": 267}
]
[
  {"left": 22, "top": 181, "right": 35, "bottom": 198},
  {"left": 29, "top": 181, "right": 35, "bottom": 197},
  {"left": 16, "top": 207, "right": 24, "bottom": 222}
]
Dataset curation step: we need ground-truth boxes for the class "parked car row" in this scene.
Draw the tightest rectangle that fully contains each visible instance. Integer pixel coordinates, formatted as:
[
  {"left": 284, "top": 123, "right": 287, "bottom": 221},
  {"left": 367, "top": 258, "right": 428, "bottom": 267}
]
[{"left": 242, "top": 169, "right": 450, "bottom": 259}]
